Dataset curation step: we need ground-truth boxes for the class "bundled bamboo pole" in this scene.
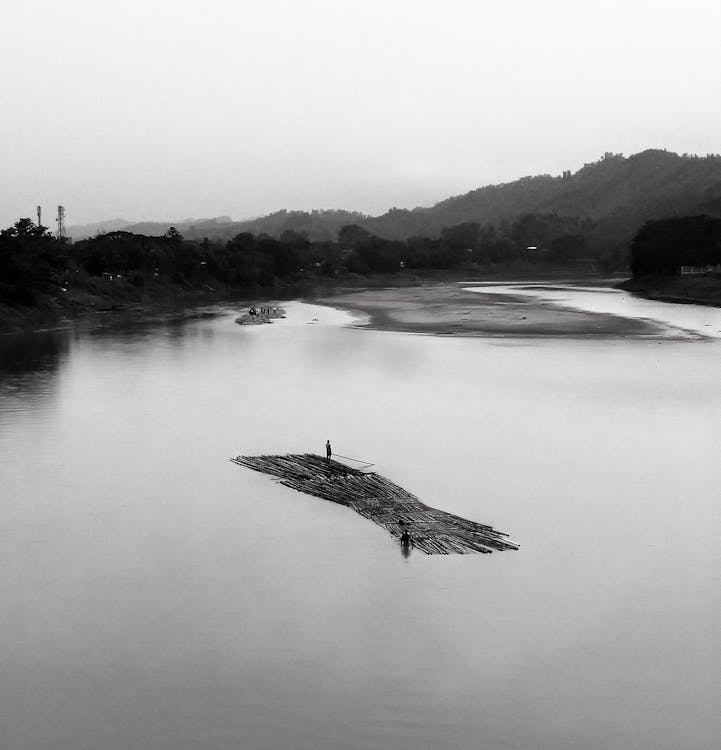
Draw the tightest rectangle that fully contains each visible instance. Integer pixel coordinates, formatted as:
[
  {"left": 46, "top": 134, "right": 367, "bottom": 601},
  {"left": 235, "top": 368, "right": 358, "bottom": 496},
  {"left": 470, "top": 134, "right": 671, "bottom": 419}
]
[{"left": 230, "top": 454, "right": 519, "bottom": 555}]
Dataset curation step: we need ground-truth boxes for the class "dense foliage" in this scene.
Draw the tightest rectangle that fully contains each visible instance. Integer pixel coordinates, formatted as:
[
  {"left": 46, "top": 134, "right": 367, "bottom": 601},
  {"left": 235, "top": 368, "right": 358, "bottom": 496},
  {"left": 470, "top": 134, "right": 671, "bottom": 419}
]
[
  {"left": 0, "top": 219, "right": 69, "bottom": 306},
  {"left": 1, "top": 209, "right": 617, "bottom": 309},
  {"left": 630, "top": 215, "right": 721, "bottom": 276}
]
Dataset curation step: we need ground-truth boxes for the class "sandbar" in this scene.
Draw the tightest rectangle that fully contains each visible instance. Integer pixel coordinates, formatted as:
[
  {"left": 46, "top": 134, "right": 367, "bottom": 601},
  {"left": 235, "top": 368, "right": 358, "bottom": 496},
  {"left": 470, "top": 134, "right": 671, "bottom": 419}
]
[{"left": 315, "top": 283, "right": 683, "bottom": 338}]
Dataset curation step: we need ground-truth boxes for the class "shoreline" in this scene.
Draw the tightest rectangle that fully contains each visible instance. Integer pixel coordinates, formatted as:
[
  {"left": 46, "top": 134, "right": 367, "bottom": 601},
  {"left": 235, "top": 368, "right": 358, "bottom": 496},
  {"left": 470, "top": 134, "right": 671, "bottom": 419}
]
[
  {"left": 0, "top": 270, "right": 612, "bottom": 335},
  {"left": 617, "top": 277, "right": 721, "bottom": 308},
  {"left": 0, "top": 285, "right": 294, "bottom": 336},
  {"left": 4, "top": 275, "right": 714, "bottom": 340},
  {"left": 0, "top": 294, "right": 233, "bottom": 336}
]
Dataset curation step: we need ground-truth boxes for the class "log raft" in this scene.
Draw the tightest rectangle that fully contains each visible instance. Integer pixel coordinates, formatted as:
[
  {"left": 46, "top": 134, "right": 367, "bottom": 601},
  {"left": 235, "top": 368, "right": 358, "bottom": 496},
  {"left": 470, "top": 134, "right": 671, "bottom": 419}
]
[
  {"left": 230, "top": 453, "right": 519, "bottom": 555},
  {"left": 235, "top": 306, "right": 286, "bottom": 325}
]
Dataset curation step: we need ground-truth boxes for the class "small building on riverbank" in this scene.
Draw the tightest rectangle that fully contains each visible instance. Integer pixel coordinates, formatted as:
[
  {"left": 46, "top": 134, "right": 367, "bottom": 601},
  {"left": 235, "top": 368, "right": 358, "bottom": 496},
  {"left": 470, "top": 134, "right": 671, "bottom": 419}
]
[{"left": 680, "top": 264, "right": 721, "bottom": 275}]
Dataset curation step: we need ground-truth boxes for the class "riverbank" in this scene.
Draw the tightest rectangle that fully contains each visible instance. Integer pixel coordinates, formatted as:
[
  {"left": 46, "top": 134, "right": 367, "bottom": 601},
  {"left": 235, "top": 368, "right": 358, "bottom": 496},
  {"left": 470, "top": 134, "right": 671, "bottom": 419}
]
[
  {"left": 0, "top": 287, "right": 230, "bottom": 334},
  {"left": 313, "top": 283, "right": 674, "bottom": 337},
  {"left": 0, "top": 277, "right": 293, "bottom": 335},
  {"left": 618, "top": 275, "right": 721, "bottom": 307},
  {"left": 0, "top": 269, "right": 608, "bottom": 335}
]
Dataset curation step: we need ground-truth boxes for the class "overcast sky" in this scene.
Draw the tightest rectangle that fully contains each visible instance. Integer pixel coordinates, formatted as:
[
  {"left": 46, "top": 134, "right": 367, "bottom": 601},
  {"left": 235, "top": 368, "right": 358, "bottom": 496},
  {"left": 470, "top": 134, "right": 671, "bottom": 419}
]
[{"left": 2, "top": 0, "right": 720, "bottom": 226}]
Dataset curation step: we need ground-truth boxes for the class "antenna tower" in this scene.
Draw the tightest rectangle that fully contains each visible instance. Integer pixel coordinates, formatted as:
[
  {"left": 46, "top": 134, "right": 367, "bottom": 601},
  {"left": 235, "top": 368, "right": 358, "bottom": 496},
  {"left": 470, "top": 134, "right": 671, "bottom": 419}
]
[
  {"left": 37, "top": 206, "right": 42, "bottom": 228},
  {"left": 56, "top": 206, "right": 65, "bottom": 239}
]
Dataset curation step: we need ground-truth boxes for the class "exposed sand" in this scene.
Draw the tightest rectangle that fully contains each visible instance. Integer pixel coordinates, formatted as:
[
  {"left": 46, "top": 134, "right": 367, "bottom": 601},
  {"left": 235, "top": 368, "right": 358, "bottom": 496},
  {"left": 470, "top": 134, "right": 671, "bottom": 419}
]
[{"left": 315, "top": 283, "right": 682, "bottom": 338}]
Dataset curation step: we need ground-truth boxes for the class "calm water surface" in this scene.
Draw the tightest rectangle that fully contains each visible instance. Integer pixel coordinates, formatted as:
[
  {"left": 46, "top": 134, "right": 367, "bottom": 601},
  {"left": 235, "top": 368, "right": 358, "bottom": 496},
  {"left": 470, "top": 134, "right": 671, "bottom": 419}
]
[{"left": 0, "top": 289, "right": 719, "bottom": 750}]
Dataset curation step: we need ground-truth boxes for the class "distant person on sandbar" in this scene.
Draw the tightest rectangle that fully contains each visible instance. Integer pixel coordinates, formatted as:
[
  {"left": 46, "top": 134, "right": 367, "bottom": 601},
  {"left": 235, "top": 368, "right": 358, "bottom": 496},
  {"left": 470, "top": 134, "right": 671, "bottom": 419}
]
[
  {"left": 326, "top": 440, "right": 332, "bottom": 461},
  {"left": 399, "top": 520, "right": 412, "bottom": 547}
]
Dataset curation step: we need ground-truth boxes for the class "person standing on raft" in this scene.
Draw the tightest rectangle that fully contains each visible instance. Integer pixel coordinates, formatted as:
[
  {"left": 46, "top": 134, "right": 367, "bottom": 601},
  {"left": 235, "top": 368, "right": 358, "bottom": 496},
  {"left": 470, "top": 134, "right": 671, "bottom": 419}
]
[{"left": 326, "top": 440, "right": 332, "bottom": 461}]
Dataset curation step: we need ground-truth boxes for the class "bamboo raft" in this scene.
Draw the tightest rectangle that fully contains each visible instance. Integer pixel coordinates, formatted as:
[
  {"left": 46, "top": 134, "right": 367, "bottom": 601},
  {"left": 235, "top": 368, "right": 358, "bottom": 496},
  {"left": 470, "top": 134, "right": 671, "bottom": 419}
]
[
  {"left": 230, "top": 453, "right": 519, "bottom": 555},
  {"left": 235, "top": 306, "right": 286, "bottom": 325}
]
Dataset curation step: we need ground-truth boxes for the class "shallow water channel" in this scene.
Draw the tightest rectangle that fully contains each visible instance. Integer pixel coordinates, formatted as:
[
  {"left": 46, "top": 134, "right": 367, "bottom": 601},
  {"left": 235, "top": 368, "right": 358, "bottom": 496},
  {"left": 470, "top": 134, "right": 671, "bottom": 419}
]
[{"left": 0, "top": 287, "right": 719, "bottom": 750}]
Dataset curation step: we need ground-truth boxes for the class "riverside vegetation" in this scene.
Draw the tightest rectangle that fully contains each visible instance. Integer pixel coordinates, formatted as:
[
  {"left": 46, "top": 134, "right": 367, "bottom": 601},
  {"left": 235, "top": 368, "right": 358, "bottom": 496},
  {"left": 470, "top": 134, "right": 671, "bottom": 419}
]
[
  {"left": 621, "top": 214, "right": 721, "bottom": 305},
  {"left": 3, "top": 149, "right": 721, "bottom": 330},
  {"left": 0, "top": 215, "right": 605, "bottom": 332}
]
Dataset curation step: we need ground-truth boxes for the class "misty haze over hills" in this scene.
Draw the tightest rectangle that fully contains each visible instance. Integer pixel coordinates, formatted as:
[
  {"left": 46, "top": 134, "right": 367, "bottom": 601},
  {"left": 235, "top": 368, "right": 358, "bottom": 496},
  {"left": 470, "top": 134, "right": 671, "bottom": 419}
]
[
  {"left": 67, "top": 150, "right": 721, "bottom": 261},
  {"left": 66, "top": 217, "right": 235, "bottom": 240}
]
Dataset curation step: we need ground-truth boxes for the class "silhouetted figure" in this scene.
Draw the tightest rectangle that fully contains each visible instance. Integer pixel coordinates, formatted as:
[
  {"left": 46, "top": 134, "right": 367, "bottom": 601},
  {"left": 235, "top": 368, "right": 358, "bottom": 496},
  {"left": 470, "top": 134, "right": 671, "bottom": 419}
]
[
  {"left": 399, "top": 520, "right": 412, "bottom": 547},
  {"left": 326, "top": 440, "right": 332, "bottom": 461},
  {"left": 398, "top": 521, "right": 412, "bottom": 556}
]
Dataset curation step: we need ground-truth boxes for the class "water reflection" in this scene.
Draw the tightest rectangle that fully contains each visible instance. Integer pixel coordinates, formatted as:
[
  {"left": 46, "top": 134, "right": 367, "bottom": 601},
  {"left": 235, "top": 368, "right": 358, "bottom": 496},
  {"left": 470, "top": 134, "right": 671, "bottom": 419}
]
[
  {"left": 0, "top": 330, "right": 70, "bottom": 414},
  {"left": 0, "top": 308, "right": 226, "bottom": 419},
  {"left": 0, "top": 329, "right": 70, "bottom": 378}
]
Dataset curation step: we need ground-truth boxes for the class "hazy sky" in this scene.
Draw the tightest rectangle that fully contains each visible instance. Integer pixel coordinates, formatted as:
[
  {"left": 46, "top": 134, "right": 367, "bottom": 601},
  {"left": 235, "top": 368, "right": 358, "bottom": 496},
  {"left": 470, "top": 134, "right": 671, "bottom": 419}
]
[{"left": 2, "top": 0, "right": 720, "bottom": 226}]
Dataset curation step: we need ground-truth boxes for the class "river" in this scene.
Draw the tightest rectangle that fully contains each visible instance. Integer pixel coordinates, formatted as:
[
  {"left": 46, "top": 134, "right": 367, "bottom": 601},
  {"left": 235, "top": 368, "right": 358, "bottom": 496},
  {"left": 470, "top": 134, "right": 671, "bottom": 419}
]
[{"left": 0, "top": 285, "right": 719, "bottom": 749}]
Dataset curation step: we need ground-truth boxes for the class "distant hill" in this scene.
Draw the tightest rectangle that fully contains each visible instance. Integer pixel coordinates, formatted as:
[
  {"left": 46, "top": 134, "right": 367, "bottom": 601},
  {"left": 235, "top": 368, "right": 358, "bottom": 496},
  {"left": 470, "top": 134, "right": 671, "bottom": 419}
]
[
  {"left": 67, "top": 216, "right": 235, "bottom": 241},
  {"left": 122, "top": 216, "right": 235, "bottom": 237},
  {"left": 68, "top": 150, "right": 721, "bottom": 264},
  {"left": 248, "top": 149, "right": 720, "bottom": 242},
  {"left": 171, "top": 150, "right": 721, "bottom": 253},
  {"left": 405, "top": 149, "right": 721, "bottom": 258},
  {"left": 66, "top": 218, "right": 134, "bottom": 240},
  {"left": 112, "top": 211, "right": 370, "bottom": 244},
  {"left": 419, "top": 150, "right": 721, "bottom": 226}
]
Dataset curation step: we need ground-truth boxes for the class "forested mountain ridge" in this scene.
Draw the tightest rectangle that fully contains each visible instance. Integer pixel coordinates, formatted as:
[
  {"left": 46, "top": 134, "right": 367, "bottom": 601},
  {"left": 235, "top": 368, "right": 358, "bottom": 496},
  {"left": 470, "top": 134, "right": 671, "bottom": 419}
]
[
  {"left": 69, "top": 211, "right": 367, "bottom": 243},
  {"left": 67, "top": 150, "right": 721, "bottom": 266},
  {"left": 424, "top": 150, "right": 721, "bottom": 226},
  {"left": 407, "top": 150, "right": 721, "bottom": 264}
]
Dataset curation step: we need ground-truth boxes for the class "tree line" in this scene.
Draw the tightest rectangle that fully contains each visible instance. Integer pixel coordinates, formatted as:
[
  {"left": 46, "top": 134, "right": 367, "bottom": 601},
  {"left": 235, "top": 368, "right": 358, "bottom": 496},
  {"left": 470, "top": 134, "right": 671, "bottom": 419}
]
[
  {"left": 630, "top": 215, "right": 721, "bottom": 276},
  {"left": 5, "top": 209, "right": 719, "bottom": 309},
  {"left": 0, "top": 211, "right": 615, "bottom": 307}
]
